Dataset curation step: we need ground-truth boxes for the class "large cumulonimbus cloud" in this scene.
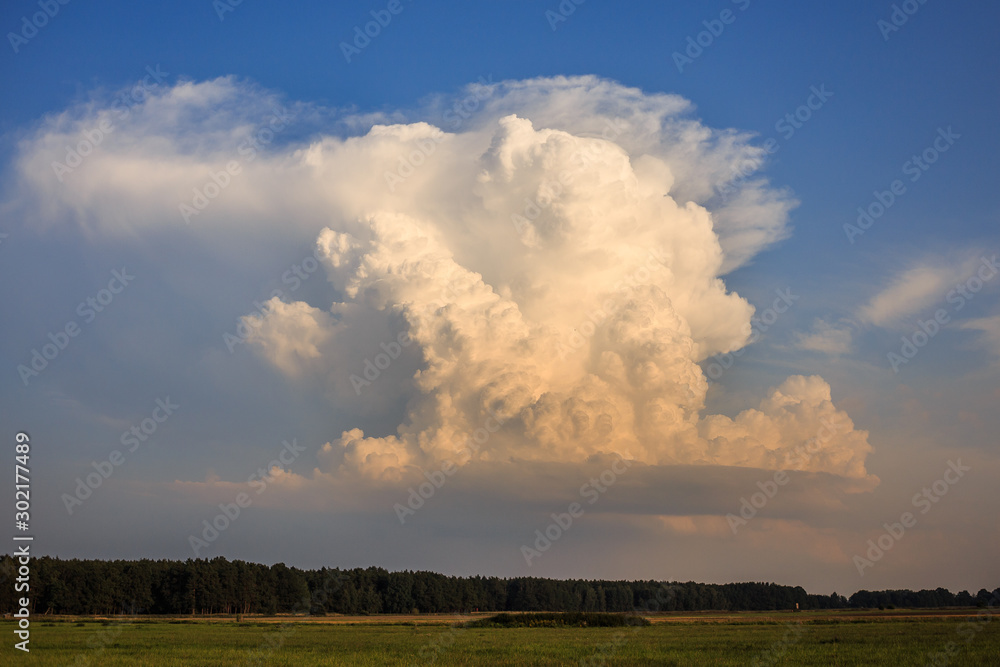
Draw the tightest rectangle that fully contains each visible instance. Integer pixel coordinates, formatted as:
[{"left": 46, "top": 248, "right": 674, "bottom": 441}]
[
  {"left": 9, "top": 74, "right": 875, "bottom": 487},
  {"left": 236, "top": 78, "right": 874, "bottom": 484}
]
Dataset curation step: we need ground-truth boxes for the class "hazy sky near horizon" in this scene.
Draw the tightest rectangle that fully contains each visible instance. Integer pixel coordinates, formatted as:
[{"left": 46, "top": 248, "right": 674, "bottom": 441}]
[{"left": 1, "top": 0, "right": 998, "bottom": 596}]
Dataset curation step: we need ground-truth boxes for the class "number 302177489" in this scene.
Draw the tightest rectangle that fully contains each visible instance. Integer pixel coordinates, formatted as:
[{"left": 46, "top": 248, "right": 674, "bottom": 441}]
[{"left": 15, "top": 432, "right": 31, "bottom": 532}]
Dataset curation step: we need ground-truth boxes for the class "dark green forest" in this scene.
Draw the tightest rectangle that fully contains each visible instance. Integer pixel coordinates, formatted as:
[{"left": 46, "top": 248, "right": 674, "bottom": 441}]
[{"left": 2, "top": 556, "right": 996, "bottom": 616}]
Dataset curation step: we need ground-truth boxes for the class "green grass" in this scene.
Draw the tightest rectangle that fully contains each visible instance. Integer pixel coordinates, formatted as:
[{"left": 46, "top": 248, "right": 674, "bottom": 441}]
[
  {"left": 1, "top": 614, "right": 997, "bottom": 665},
  {"left": 468, "top": 612, "right": 651, "bottom": 628}
]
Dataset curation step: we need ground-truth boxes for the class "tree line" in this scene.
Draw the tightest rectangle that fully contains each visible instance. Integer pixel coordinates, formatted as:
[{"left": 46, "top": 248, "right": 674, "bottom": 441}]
[{"left": 1, "top": 556, "right": 996, "bottom": 616}]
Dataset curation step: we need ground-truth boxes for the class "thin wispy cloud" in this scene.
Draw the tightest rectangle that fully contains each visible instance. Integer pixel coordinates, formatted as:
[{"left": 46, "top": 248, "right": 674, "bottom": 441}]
[
  {"left": 960, "top": 315, "right": 1000, "bottom": 360},
  {"left": 857, "top": 257, "right": 982, "bottom": 328},
  {"left": 794, "top": 318, "right": 855, "bottom": 355}
]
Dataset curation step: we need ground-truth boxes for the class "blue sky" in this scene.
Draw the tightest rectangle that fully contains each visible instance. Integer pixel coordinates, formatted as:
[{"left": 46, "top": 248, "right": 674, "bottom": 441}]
[{"left": 1, "top": 0, "right": 998, "bottom": 594}]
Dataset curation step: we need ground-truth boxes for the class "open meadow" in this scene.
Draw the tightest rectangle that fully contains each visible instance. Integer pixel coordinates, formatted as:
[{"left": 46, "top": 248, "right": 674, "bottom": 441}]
[{"left": 2, "top": 609, "right": 997, "bottom": 666}]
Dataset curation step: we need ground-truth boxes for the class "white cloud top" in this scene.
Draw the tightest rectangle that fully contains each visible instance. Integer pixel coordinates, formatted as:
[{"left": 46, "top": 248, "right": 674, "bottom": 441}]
[{"left": 10, "top": 75, "right": 874, "bottom": 486}]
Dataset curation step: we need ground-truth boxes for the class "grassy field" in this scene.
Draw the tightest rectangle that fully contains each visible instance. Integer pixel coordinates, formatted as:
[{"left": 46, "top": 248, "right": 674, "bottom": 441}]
[{"left": 1, "top": 610, "right": 997, "bottom": 665}]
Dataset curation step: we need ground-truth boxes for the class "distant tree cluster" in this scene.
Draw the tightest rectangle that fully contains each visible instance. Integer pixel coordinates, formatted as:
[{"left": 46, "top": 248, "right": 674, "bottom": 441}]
[
  {"left": 0, "top": 556, "right": 995, "bottom": 616},
  {"left": 846, "top": 588, "right": 994, "bottom": 609}
]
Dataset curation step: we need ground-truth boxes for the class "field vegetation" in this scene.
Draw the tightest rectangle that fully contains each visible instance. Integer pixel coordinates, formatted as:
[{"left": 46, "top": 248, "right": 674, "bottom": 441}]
[{"left": 2, "top": 609, "right": 997, "bottom": 666}]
